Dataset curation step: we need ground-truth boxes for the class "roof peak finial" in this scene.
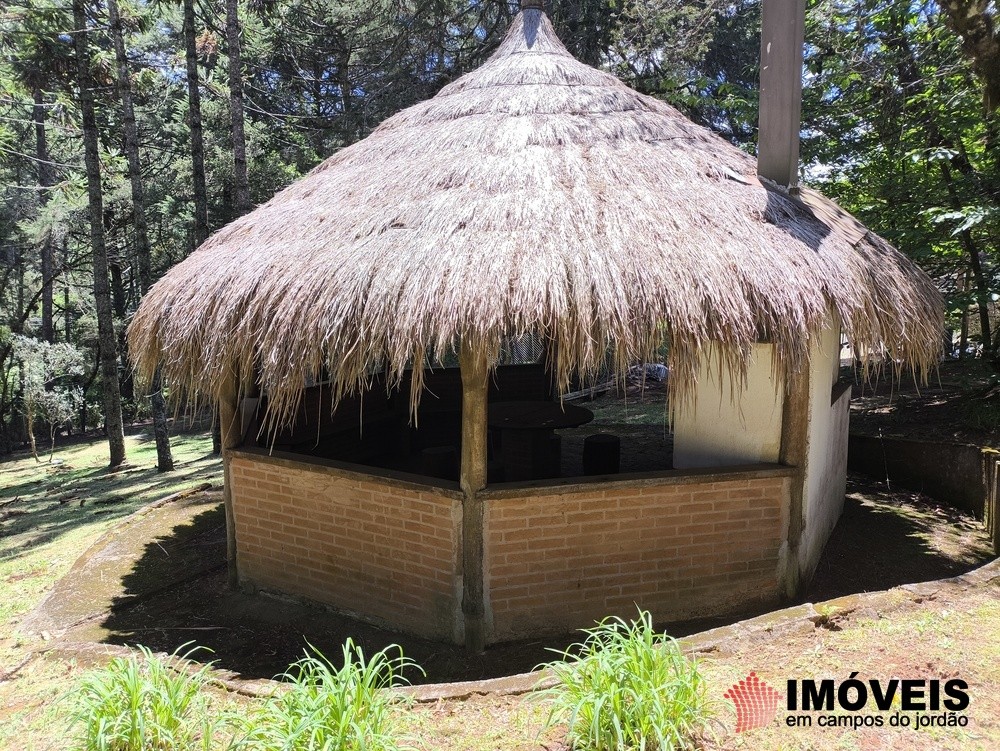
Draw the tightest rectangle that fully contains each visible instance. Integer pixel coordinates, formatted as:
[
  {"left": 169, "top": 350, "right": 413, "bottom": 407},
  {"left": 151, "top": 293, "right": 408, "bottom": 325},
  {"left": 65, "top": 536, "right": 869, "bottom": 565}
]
[{"left": 521, "top": 0, "right": 544, "bottom": 9}]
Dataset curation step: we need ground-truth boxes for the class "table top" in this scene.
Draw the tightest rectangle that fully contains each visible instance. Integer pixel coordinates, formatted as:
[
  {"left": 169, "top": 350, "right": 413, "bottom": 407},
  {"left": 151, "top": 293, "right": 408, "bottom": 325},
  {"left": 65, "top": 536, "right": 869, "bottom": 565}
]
[{"left": 488, "top": 400, "right": 594, "bottom": 430}]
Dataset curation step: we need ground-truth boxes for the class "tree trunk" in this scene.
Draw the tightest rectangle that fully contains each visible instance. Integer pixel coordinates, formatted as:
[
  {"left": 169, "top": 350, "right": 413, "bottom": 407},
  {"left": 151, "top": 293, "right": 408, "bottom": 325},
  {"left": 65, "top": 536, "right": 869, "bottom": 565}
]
[
  {"left": 15, "top": 245, "right": 24, "bottom": 324},
  {"left": 339, "top": 48, "right": 354, "bottom": 146},
  {"left": 225, "top": 0, "right": 251, "bottom": 216},
  {"left": 63, "top": 236, "right": 71, "bottom": 342},
  {"left": 80, "top": 349, "right": 100, "bottom": 435},
  {"left": 183, "top": 0, "right": 209, "bottom": 247},
  {"left": 73, "top": 0, "right": 127, "bottom": 468},
  {"left": 32, "top": 87, "right": 56, "bottom": 344},
  {"left": 937, "top": 0, "right": 1000, "bottom": 114},
  {"left": 26, "top": 406, "right": 38, "bottom": 463},
  {"left": 960, "top": 271, "right": 970, "bottom": 359},
  {"left": 109, "top": 257, "right": 127, "bottom": 319},
  {"left": 109, "top": 257, "right": 134, "bottom": 405},
  {"left": 108, "top": 0, "right": 174, "bottom": 471},
  {"left": 150, "top": 368, "right": 173, "bottom": 470},
  {"left": 939, "top": 162, "right": 992, "bottom": 352}
]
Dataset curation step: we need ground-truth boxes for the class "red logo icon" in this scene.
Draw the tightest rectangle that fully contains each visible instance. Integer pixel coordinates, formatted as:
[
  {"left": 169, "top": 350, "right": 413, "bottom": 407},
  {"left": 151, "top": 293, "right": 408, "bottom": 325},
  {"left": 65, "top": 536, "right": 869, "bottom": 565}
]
[{"left": 724, "top": 672, "right": 782, "bottom": 732}]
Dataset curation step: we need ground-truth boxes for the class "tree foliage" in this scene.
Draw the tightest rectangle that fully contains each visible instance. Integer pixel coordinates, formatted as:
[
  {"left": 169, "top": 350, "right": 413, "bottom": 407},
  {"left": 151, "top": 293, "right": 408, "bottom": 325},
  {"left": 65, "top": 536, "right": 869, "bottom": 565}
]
[
  {"left": 0, "top": 0, "right": 997, "bottom": 454},
  {"left": 11, "top": 335, "right": 83, "bottom": 460},
  {"left": 800, "top": 0, "right": 999, "bottom": 354}
]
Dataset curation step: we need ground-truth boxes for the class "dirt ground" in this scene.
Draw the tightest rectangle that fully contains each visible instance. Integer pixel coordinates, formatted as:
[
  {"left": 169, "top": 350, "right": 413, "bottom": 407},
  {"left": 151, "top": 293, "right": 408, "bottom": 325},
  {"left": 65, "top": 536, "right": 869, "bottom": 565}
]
[
  {"left": 401, "top": 567, "right": 1000, "bottom": 751},
  {"left": 699, "top": 569, "right": 1000, "bottom": 750},
  {"left": 849, "top": 359, "right": 1000, "bottom": 444}
]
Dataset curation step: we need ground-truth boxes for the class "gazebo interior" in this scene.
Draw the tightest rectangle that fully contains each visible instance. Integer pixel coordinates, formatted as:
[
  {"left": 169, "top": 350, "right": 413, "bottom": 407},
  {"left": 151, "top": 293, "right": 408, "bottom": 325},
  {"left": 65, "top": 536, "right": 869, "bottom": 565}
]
[
  {"left": 245, "top": 323, "right": 850, "bottom": 485},
  {"left": 251, "top": 351, "right": 679, "bottom": 484}
]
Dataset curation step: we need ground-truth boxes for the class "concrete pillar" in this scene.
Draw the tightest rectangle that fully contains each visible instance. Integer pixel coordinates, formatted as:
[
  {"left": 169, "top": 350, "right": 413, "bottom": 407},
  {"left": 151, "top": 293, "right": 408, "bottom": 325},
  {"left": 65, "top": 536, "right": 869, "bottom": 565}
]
[{"left": 758, "top": 0, "right": 805, "bottom": 188}]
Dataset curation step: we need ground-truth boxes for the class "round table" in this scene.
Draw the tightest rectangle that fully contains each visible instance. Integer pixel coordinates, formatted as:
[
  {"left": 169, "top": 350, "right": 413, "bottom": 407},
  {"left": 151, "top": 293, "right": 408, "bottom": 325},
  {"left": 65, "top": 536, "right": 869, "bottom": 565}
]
[{"left": 488, "top": 401, "right": 594, "bottom": 481}]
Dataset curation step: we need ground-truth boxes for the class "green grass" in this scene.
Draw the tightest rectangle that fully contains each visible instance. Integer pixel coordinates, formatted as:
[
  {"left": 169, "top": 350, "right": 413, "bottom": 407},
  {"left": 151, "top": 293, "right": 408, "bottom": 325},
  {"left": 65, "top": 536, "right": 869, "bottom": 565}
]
[
  {"left": 236, "top": 640, "right": 421, "bottom": 751},
  {"left": 538, "top": 610, "right": 713, "bottom": 751},
  {"left": 0, "top": 431, "right": 220, "bottom": 627},
  {"left": 58, "top": 637, "right": 425, "bottom": 751},
  {"left": 587, "top": 394, "right": 669, "bottom": 426},
  {"left": 68, "top": 644, "right": 218, "bottom": 751},
  {"left": 0, "top": 430, "right": 221, "bottom": 750}
]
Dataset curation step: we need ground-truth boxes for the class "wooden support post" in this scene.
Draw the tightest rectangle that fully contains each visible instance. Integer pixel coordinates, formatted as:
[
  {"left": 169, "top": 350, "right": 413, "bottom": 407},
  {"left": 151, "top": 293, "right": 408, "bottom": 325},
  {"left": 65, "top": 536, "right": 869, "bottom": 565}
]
[
  {"left": 984, "top": 450, "right": 1000, "bottom": 556},
  {"left": 218, "top": 373, "right": 241, "bottom": 589},
  {"left": 459, "top": 343, "right": 489, "bottom": 652},
  {"left": 778, "top": 367, "right": 810, "bottom": 598},
  {"left": 757, "top": 0, "right": 805, "bottom": 188}
]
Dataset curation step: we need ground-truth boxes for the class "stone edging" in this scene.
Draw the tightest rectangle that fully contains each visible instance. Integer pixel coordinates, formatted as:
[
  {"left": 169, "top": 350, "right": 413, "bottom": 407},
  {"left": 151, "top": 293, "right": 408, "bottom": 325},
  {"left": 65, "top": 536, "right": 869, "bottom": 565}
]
[
  {"left": 396, "top": 555, "right": 1000, "bottom": 702},
  {"left": 44, "top": 556, "right": 999, "bottom": 702},
  {"left": 17, "top": 483, "right": 217, "bottom": 638}
]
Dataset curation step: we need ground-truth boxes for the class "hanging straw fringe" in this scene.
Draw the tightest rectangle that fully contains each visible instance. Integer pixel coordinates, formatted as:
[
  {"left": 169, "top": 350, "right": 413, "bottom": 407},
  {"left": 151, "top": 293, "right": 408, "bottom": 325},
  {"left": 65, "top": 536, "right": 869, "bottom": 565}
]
[{"left": 127, "top": 10, "right": 943, "bottom": 431}]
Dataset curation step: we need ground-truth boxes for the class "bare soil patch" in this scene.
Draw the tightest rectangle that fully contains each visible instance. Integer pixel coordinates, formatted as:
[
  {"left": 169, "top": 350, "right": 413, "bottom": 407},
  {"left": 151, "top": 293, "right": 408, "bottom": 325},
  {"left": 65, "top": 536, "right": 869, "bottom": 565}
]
[{"left": 850, "top": 360, "right": 1000, "bottom": 444}]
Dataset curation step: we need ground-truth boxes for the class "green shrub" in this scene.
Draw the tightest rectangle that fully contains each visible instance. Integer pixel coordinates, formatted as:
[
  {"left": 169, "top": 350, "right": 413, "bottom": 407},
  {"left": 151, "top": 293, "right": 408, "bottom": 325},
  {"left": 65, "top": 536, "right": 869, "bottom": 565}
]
[
  {"left": 69, "top": 643, "right": 216, "bottom": 751},
  {"left": 539, "top": 610, "right": 712, "bottom": 751},
  {"left": 236, "top": 639, "right": 421, "bottom": 751}
]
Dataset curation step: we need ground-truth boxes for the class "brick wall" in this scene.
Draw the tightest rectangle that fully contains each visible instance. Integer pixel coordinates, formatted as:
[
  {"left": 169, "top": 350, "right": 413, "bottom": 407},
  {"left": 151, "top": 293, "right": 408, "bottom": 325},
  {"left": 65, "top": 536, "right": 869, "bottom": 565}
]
[
  {"left": 229, "top": 450, "right": 463, "bottom": 642},
  {"left": 228, "top": 448, "right": 792, "bottom": 646},
  {"left": 484, "top": 471, "right": 791, "bottom": 642}
]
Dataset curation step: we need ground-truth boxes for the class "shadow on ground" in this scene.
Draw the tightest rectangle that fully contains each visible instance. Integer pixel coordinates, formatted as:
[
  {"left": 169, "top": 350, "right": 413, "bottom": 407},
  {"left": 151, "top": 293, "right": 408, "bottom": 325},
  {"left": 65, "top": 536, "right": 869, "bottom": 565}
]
[
  {"left": 0, "top": 459, "right": 220, "bottom": 563},
  {"left": 61, "top": 472, "right": 994, "bottom": 684},
  {"left": 808, "top": 474, "right": 995, "bottom": 601}
]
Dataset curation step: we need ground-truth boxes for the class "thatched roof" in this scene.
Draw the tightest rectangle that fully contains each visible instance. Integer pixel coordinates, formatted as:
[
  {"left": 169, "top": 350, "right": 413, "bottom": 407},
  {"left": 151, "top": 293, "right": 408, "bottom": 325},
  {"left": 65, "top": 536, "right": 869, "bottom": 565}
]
[{"left": 129, "top": 7, "right": 942, "bottom": 425}]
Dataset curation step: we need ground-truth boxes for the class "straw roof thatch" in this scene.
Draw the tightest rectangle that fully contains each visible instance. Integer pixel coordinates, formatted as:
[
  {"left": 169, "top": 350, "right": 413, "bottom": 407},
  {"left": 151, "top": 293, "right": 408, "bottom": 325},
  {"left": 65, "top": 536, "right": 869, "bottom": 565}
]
[{"left": 128, "top": 7, "right": 942, "bottom": 426}]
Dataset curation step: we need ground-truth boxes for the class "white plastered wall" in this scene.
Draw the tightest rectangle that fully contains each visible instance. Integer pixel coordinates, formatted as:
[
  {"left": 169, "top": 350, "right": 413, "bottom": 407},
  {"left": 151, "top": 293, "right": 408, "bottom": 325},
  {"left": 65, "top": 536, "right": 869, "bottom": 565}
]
[
  {"left": 797, "top": 318, "right": 851, "bottom": 581},
  {"left": 673, "top": 344, "right": 784, "bottom": 468},
  {"left": 671, "top": 315, "right": 850, "bottom": 592}
]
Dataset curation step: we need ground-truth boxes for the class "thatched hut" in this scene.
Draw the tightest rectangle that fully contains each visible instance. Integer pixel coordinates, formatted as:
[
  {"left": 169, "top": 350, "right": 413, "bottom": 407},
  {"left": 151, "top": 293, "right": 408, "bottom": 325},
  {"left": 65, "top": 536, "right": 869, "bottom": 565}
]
[{"left": 129, "top": 2, "right": 942, "bottom": 649}]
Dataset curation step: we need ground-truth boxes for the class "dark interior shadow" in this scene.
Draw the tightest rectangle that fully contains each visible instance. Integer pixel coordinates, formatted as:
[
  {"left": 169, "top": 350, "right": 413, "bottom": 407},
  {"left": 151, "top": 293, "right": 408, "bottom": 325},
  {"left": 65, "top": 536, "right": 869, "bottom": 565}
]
[{"left": 559, "top": 422, "right": 673, "bottom": 475}]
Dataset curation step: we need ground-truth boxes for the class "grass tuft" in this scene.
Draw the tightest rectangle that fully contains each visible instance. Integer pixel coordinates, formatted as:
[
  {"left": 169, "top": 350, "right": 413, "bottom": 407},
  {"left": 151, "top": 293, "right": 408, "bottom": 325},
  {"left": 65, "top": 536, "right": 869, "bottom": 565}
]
[
  {"left": 236, "top": 638, "right": 422, "bottom": 751},
  {"left": 538, "top": 609, "right": 712, "bottom": 751},
  {"left": 68, "top": 643, "right": 216, "bottom": 751}
]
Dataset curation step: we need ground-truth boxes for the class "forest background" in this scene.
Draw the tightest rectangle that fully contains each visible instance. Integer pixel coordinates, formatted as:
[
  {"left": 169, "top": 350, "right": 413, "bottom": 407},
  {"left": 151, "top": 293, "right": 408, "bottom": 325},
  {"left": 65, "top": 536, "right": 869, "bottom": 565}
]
[{"left": 1, "top": 0, "right": 997, "bottom": 467}]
